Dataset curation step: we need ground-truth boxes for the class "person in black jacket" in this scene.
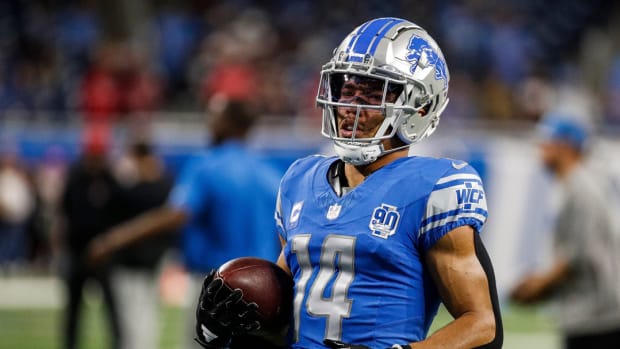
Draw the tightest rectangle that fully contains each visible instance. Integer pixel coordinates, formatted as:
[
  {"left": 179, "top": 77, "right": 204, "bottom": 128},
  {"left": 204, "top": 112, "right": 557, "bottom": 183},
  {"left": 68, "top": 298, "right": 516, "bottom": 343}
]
[{"left": 53, "top": 126, "right": 125, "bottom": 349}]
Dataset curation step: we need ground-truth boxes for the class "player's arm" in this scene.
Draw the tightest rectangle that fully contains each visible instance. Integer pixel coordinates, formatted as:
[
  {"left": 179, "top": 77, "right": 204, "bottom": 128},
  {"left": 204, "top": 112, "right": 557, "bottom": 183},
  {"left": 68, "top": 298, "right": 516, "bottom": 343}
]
[
  {"left": 87, "top": 205, "right": 187, "bottom": 265},
  {"left": 510, "top": 259, "right": 570, "bottom": 304},
  {"left": 276, "top": 236, "right": 292, "bottom": 276},
  {"left": 511, "top": 196, "right": 581, "bottom": 304},
  {"left": 413, "top": 225, "right": 502, "bottom": 349},
  {"left": 88, "top": 157, "right": 206, "bottom": 265},
  {"left": 274, "top": 191, "right": 292, "bottom": 277}
]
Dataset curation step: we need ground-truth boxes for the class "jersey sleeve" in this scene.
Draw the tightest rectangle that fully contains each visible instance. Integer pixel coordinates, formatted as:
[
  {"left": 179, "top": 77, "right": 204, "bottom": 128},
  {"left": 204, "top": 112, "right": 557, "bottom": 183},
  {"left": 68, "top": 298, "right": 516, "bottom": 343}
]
[
  {"left": 273, "top": 155, "right": 323, "bottom": 242},
  {"left": 274, "top": 188, "right": 286, "bottom": 241},
  {"left": 273, "top": 158, "right": 302, "bottom": 242},
  {"left": 417, "top": 162, "right": 488, "bottom": 252},
  {"left": 167, "top": 157, "right": 209, "bottom": 218}
]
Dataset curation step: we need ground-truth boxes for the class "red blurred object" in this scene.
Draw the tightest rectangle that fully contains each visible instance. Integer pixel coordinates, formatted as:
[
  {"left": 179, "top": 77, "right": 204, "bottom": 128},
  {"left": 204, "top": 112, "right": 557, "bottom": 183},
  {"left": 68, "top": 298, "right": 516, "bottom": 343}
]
[
  {"left": 80, "top": 41, "right": 162, "bottom": 121},
  {"left": 81, "top": 121, "right": 111, "bottom": 156},
  {"left": 81, "top": 70, "right": 121, "bottom": 121},
  {"left": 201, "top": 63, "right": 258, "bottom": 102}
]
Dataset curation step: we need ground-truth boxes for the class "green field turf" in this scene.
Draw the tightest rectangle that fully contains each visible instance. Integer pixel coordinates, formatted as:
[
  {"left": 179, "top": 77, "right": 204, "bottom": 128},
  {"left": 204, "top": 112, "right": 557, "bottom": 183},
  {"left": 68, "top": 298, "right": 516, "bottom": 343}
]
[
  {"left": 0, "top": 305, "right": 184, "bottom": 349},
  {"left": 0, "top": 302, "right": 559, "bottom": 349}
]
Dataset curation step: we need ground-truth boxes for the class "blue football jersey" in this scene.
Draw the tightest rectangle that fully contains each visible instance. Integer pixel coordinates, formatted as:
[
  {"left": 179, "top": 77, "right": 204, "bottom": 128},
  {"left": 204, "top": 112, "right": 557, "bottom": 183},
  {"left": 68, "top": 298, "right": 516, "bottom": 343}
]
[
  {"left": 275, "top": 155, "right": 488, "bottom": 348},
  {"left": 168, "top": 141, "right": 281, "bottom": 273}
]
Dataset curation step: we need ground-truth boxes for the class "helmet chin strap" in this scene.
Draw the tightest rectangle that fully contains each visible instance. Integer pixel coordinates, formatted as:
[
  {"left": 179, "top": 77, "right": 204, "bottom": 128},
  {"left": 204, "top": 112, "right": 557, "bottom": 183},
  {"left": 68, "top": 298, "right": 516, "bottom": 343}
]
[{"left": 333, "top": 140, "right": 411, "bottom": 166}]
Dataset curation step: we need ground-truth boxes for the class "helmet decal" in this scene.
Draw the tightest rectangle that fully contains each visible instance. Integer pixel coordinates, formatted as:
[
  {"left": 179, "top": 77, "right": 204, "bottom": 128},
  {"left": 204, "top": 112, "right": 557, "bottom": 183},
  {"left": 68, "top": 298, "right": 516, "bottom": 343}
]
[
  {"left": 405, "top": 35, "right": 448, "bottom": 90},
  {"left": 346, "top": 17, "right": 405, "bottom": 59}
]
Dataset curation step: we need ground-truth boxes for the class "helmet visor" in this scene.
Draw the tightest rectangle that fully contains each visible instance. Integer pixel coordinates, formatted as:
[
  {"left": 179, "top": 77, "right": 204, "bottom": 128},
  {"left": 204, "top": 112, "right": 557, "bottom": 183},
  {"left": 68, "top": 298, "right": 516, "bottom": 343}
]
[
  {"left": 319, "top": 73, "right": 403, "bottom": 105},
  {"left": 318, "top": 72, "right": 404, "bottom": 142}
]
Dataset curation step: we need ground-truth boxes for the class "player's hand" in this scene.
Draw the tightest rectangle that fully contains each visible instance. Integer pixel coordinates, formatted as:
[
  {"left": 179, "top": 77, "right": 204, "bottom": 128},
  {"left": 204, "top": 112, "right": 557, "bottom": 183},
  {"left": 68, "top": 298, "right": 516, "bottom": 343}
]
[
  {"left": 510, "top": 273, "right": 550, "bottom": 304},
  {"left": 86, "top": 235, "right": 114, "bottom": 267},
  {"left": 195, "top": 270, "right": 261, "bottom": 349}
]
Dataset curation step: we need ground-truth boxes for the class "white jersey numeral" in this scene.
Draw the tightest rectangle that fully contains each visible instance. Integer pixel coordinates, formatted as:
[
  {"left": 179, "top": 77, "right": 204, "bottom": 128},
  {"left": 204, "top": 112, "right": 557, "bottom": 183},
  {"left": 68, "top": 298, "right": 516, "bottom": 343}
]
[
  {"left": 291, "top": 234, "right": 312, "bottom": 342},
  {"left": 291, "top": 234, "right": 356, "bottom": 341}
]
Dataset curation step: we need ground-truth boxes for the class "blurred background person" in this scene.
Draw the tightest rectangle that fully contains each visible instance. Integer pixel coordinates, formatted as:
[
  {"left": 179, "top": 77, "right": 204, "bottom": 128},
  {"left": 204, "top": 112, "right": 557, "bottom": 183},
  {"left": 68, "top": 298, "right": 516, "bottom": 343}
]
[
  {"left": 510, "top": 113, "right": 620, "bottom": 349},
  {"left": 87, "top": 97, "right": 283, "bottom": 349},
  {"left": 28, "top": 145, "right": 69, "bottom": 269},
  {"left": 110, "top": 139, "right": 175, "bottom": 349},
  {"left": 0, "top": 144, "right": 35, "bottom": 272},
  {"left": 52, "top": 123, "right": 125, "bottom": 349}
]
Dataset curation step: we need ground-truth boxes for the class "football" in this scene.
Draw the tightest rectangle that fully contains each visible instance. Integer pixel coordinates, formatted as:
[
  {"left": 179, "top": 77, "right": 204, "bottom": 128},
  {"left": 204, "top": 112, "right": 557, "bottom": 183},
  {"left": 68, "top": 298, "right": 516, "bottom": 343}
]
[{"left": 216, "top": 257, "right": 293, "bottom": 330}]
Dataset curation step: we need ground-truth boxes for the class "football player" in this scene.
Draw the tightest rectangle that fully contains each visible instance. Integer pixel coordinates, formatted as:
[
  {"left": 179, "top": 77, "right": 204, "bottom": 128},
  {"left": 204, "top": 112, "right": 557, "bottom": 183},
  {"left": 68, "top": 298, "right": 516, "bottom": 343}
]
[
  {"left": 511, "top": 115, "right": 620, "bottom": 348},
  {"left": 196, "top": 17, "right": 502, "bottom": 349}
]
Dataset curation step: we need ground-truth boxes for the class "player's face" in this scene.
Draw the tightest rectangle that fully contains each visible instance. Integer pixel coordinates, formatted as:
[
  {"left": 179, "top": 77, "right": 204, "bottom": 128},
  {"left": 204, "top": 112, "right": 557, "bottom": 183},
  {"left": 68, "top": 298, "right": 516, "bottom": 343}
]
[
  {"left": 539, "top": 141, "right": 563, "bottom": 174},
  {"left": 335, "top": 75, "right": 398, "bottom": 139}
]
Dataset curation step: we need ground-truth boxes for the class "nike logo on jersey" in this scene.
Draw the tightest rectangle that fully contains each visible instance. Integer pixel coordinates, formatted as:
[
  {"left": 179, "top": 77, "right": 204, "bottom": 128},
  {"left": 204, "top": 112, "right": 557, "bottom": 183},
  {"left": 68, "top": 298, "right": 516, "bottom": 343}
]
[{"left": 451, "top": 161, "right": 467, "bottom": 170}]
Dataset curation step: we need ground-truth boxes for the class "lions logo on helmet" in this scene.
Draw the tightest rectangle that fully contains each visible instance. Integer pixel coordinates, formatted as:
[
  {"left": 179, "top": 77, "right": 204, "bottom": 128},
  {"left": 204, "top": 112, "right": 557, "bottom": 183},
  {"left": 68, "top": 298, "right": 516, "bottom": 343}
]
[
  {"left": 316, "top": 17, "right": 450, "bottom": 166},
  {"left": 406, "top": 35, "right": 449, "bottom": 90}
]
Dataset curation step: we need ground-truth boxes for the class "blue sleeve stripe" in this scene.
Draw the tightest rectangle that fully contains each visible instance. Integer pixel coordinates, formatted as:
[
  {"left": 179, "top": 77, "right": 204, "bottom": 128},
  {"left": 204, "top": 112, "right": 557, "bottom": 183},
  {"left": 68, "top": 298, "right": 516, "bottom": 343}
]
[
  {"left": 436, "top": 173, "right": 481, "bottom": 185},
  {"left": 275, "top": 210, "right": 284, "bottom": 230},
  {"left": 421, "top": 207, "right": 488, "bottom": 227},
  {"left": 418, "top": 210, "right": 487, "bottom": 237},
  {"left": 433, "top": 178, "right": 483, "bottom": 191},
  {"left": 421, "top": 217, "right": 486, "bottom": 251},
  {"left": 274, "top": 190, "right": 285, "bottom": 236}
]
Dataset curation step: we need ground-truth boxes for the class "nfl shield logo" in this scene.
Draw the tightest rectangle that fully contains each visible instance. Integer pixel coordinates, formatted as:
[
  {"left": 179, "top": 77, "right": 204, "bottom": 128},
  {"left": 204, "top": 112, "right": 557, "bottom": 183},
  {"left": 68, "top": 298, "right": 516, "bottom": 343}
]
[{"left": 326, "top": 204, "right": 342, "bottom": 220}]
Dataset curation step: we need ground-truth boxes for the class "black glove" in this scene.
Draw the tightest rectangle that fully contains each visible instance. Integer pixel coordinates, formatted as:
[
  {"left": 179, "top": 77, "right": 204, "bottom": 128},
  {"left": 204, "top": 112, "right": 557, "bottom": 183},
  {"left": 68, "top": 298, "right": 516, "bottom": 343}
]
[
  {"left": 323, "top": 339, "right": 412, "bottom": 349},
  {"left": 195, "top": 270, "right": 261, "bottom": 349}
]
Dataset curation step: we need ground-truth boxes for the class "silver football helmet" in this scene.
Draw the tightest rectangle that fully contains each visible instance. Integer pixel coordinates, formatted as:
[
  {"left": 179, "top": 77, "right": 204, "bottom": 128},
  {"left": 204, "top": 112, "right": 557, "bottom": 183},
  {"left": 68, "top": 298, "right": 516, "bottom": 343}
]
[{"left": 316, "top": 17, "right": 450, "bottom": 165}]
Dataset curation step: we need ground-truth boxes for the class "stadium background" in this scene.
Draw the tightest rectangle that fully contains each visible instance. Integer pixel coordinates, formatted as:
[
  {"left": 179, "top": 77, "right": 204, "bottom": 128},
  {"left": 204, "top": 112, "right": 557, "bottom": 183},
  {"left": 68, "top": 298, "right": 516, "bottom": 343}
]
[{"left": 1, "top": 1, "right": 620, "bottom": 348}]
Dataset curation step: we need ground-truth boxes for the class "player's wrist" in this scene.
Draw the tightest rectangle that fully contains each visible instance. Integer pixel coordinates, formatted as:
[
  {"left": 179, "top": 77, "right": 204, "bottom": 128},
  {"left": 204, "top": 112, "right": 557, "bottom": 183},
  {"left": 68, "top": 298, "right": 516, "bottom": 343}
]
[
  {"left": 194, "top": 335, "right": 228, "bottom": 349},
  {"left": 195, "top": 321, "right": 232, "bottom": 348}
]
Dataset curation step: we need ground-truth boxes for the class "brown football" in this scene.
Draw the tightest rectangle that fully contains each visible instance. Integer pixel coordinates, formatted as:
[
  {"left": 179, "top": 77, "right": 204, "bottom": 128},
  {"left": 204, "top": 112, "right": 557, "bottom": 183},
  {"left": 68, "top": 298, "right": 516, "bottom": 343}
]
[{"left": 216, "top": 257, "right": 293, "bottom": 329}]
